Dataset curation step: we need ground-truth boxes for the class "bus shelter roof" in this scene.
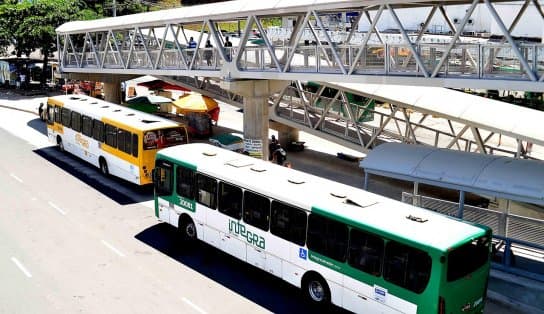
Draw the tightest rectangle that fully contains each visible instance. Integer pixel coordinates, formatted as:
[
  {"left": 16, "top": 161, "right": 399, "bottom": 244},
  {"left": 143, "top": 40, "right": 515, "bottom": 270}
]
[{"left": 360, "top": 143, "right": 544, "bottom": 206}]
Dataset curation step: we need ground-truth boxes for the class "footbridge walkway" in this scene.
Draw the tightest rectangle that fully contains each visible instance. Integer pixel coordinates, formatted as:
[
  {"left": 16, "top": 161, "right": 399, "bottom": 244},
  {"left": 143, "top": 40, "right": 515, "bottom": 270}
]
[{"left": 57, "top": 0, "right": 544, "bottom": 91}]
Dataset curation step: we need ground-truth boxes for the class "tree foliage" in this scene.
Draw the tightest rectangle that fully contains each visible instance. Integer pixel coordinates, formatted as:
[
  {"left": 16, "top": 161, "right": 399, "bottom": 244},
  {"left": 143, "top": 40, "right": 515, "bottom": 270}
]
[{"left": 0, "top": 0, "right": 99, "bottom": 84}]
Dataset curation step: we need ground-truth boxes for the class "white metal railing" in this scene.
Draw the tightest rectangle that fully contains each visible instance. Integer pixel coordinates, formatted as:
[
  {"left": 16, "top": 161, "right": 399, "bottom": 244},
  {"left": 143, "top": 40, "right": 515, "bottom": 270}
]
[
  {"left": 401, "top": 192, "right": 544, "bottom": 246},
  {"left": 62, "top": 42, "right": 544, "bottom": 82}
]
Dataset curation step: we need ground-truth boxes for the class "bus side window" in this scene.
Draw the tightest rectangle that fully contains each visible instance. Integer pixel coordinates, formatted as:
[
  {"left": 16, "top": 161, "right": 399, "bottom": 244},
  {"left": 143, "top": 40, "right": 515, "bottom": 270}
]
[
  {"left": 176, "top": 166, "right": 195, "bottom": 200},
  {"left": 82, "top": 115, "right": 93, "bottom": 137},
  {"left": 154, "top": 160, "right": 173, "bottom": 196},
  {"left": 92, "top": 120, "right": 104, "bottom": 142},
  {"left": 196, "top": 173, "right": 217, "bottom": 209},
  {"left": 132, "top": 134, "right": 139, "bottom": 157},
  {"left": 307, "top": 213, "right": 348, "bottom": 262},
  {"left": 218, "top": 181, "right": 242, "bottom": 219},
  {"left": 383, "top": 241, "right": 431, "bottom": 294},
  {"left": 348, "top": 228, "right": 384, "bottom": 277},
  {"left": 117, "top": 128, "right": 131, "bottom": 154},
  {"left": 105, "top": 124, "right": 118, "bottom": 148},
  {"left": 243, "top": 190, "right": 270, "bottom": 231},
  {"left": 61, "top": 107, "right": 71, "bottom": 127},
  {"left": 71, "top": 111, "right": 81, "bottom": 132},
  {"left": 270, "top": 200, "right": 307, "bottom": 246}
]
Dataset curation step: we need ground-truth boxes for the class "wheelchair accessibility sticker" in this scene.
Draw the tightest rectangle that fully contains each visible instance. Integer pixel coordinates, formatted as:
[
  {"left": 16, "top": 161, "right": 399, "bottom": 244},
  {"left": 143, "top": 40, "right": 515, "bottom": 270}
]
[{"left": 299, "top": 248, "right": 307, "bottom": 260}]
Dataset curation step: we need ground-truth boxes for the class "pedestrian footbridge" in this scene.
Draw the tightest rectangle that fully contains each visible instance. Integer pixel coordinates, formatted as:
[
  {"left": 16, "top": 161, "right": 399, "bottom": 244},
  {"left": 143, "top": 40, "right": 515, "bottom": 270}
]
[{"left": 57, "top": 0, "right": 544, "bottom": 91}]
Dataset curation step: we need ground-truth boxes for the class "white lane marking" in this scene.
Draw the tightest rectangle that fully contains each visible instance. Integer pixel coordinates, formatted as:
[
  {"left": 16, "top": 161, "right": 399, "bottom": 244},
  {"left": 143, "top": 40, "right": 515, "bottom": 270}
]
[
  {"left": 182, "top": 297, "right": 207, "bottom": 314},
  {"left": 10, "top": 173, "right": 23, "bottom": 183},
  {"left": 48, "top": 201, "right": 67, "bottom": 216},
  {"left": 11, "top": 257, "right": 32, "bottom": 278},
  {"left": 101, "top": 240, "right": 125, "bottom": 257}
]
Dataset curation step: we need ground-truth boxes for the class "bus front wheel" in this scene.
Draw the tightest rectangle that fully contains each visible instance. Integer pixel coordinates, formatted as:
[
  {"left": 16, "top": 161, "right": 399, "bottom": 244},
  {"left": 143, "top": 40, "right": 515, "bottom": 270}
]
[
  {"left": 179, "top": 215, "right": 197, "bottom": 243},
  {"left": 99, "top": 158, "right": 109, "bottom": 176},
  {"left": 303, "top": 273, "right": 330, "bottom": 305}
]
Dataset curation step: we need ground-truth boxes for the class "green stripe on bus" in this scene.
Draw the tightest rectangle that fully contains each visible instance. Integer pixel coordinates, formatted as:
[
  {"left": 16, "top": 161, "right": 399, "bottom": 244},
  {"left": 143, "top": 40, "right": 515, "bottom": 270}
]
[
  {"left": 308, "top": 249, "right": 442, "bottom": 311},
  {"left": 310, "top": 206, "right": 416, "bottom": 249},
  {"left": 310, "top": 206, "right": 487, "bottom": 252}
]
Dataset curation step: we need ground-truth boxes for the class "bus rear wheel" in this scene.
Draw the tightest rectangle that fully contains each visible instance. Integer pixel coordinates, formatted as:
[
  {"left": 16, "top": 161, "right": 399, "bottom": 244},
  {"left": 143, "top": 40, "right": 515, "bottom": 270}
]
[
  {"left": 303, "top": 274, "right": 330, "bottom": 305},
  {"left": 99, "top": 158, "right": 109, "bottom": 176}
]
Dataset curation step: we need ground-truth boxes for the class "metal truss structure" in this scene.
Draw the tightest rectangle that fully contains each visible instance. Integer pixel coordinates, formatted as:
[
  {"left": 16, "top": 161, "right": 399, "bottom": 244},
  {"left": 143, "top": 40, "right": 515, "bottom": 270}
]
[
  {"left": 164, "top": 75, "right": 542, "bottom": 160},
  {"left": 58, "top": 0, "right": 544, "bottom": 91}
]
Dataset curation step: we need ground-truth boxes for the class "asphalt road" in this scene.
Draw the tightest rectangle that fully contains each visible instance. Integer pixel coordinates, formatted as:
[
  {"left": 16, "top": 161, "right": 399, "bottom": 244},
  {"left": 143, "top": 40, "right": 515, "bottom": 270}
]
[{"left": 0, "top": 104, "right": 524, "bottom": 314}]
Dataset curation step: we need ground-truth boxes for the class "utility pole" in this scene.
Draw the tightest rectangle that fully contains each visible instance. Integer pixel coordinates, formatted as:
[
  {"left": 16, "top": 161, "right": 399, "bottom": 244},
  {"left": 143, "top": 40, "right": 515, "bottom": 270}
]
[{"left": 113, "top": 0, "right": 117, "bottom": 17}]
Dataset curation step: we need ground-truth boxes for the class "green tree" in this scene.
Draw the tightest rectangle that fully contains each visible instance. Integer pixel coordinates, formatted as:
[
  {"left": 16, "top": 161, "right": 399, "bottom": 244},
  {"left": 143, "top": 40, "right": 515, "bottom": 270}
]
[
  {"left": 0, "top": 0, "right": 98, "bottom": 85},
  {"left": 84, "top": 0, "right": 148, "bottom": 17}
]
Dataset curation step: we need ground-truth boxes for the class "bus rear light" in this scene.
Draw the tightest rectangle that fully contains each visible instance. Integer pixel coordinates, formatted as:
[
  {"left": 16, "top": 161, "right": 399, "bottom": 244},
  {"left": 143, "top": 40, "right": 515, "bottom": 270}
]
[{"left": 438, "top": 296, "right": 445, "bottom": 314}]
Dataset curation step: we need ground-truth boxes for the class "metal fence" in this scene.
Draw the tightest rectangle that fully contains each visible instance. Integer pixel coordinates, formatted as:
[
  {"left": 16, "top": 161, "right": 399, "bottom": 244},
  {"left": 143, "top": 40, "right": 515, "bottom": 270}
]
[
  {"left": 401, "top": 192, "right": 544, "bottom": 281},
  {"left": 401, "top": 192, "right": 544, "bottom": 246}
]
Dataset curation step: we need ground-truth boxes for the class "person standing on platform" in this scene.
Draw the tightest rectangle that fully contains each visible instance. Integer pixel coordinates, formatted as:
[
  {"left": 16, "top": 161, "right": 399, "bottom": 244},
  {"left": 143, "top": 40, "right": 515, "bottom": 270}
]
[
  {"left": 204, "top": 40, "right": 213, "bottom": 66},
  {"left": 224, "top": 36, "right": 232, "bottom": 61},
  {"left": 269, "top": 135, "right": 278, "bottom": 160}
]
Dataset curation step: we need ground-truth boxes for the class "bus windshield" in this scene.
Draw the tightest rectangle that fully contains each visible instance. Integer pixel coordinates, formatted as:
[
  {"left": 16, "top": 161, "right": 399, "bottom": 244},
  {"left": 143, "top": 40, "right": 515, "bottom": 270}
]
[
  {"left": 144, "top": 127, "right": 188, "bottom": 150},
  {"left": 447, "top": 235, "right": 490, "bottom": 281}
]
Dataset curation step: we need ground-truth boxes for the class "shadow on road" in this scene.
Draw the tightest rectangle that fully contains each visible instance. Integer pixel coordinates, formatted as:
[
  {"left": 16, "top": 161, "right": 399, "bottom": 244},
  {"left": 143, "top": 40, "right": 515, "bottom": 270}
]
[
  {"left": 27, "top": 117, "right": 47, "bottom": 136},
  {"left": 33, "top": 146, "right": 153, "bottom": 205},
  {"left": 135, "top": 223, "right": 348, "bottom": 314}
]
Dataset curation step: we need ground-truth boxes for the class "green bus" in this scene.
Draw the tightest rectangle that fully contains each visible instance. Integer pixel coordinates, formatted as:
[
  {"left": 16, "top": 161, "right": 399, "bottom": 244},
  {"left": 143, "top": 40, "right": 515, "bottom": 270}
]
[{"left": 153, "top": 143, "right": 491, "bottom": 313}]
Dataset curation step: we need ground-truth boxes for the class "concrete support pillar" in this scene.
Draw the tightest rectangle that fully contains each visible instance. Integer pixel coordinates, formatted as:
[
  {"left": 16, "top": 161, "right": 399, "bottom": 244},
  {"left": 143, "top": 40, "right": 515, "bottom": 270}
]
[
  {"left": 66, "top": 73, "right": 134, "bottom": 105},
  {"left": 220, "top": 79, "right": 289, "bottom": 160},
  {"left": 103, "top": 79, "right": 122, "bottom": 104}
]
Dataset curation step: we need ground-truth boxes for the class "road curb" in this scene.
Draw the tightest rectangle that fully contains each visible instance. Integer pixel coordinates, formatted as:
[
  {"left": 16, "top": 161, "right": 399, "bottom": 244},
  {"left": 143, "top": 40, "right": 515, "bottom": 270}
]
[{"left": 0, "top": 103, "right": 38, "bottom": 116}]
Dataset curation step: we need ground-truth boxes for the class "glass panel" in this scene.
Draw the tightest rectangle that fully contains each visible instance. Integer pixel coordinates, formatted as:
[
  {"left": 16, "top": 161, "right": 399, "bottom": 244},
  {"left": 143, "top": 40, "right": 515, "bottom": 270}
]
[
  {"left": 270, "top": 201, "right": 307, "bottom": 246},
  {"left": 105, "top": 124, "right": 117, "bottom": 148},
  {"left": 92, "top": 120, "right": 104, "bottom": 142},
  {"left": 176, "top": 166, "right": 195, "bottom": 200},
  {"left": 82, "top": 116, "right": 93, "bottom": 136},
  {"left": 348, "top": 228, "right": 384, "bottom": 277},
  {"left": 196, "top": 174, "right": 217, "bottom": 209},
  {"left": 154, "top": 160, "right": 173, "bottom": 196},
  {"left": 384, "top": 241, "right": 432, "bottom": 293},
  {"left": 447, "top": 235, "right": 490, "bottom": 282},
  {"left": 132, "top": 134, "right": 139, "bottom": 157},
  {"left": 218, "top": 181, "right": 242, "bottom": 219},
  {"left": 243, "top": 190, "right": 270, "bottom": 231},
  {"left": 307, "top": 213, "right": 348, "bottom": 262}
]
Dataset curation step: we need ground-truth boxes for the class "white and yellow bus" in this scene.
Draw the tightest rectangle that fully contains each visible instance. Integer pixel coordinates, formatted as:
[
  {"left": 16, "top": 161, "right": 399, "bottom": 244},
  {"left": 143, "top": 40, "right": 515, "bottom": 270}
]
[
  {"left": 153, "top": 143, "right": 492, "bottom": 314},
  {"left": 45, "top": 94, "right": 188, "bottom": 185}
]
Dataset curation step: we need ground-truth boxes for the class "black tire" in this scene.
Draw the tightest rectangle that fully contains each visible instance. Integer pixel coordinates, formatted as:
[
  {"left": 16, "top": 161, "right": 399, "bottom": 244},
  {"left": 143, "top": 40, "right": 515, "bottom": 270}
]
[
  {"left": 99, "top": 158, "right": 109, "bottom": 176},
  {"left": 57, "top": 136, "right": 64, "bottom": 152},
  {"left": 179, "top": 216, "right": 197, "bottom": 243},
  {"left": 303, "top": 274, "right": 330, "bottom": 305}
]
